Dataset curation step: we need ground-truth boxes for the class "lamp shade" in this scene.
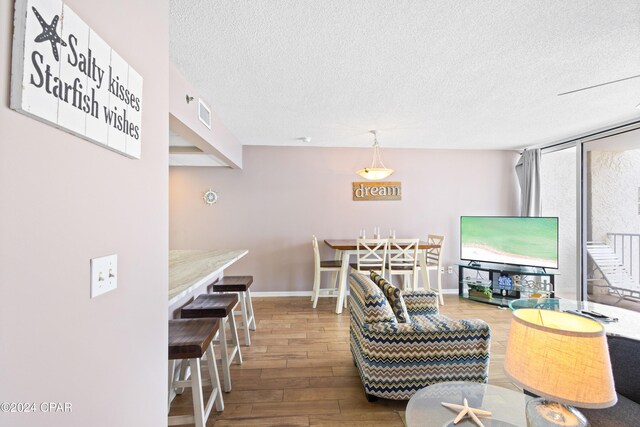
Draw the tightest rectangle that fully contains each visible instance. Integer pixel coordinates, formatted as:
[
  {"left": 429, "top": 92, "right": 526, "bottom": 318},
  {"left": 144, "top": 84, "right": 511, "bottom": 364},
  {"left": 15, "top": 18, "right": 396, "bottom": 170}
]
[
  {"left": 356, "top": 130, "right": 393, "bottom": 180},
  {"left": 504, "top": 309, "right": 617, "bottom": 409},
  {"left": 356, "top": 167, "right": 394, "bottom": 180}
]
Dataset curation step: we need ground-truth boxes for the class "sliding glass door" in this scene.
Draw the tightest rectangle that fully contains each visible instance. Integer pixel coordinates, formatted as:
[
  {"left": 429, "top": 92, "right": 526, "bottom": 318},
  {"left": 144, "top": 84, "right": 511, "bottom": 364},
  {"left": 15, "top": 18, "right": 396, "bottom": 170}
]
[{"left": 583, "top": 132, "right": 640, "bottom": 310}]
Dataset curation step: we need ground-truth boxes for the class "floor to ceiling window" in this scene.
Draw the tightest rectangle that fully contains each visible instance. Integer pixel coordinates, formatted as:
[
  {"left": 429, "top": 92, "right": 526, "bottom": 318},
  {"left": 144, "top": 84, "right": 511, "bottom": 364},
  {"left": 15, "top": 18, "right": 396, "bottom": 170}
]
[{"left": 540, "top": 146, "right": 578, "bottom": 299}]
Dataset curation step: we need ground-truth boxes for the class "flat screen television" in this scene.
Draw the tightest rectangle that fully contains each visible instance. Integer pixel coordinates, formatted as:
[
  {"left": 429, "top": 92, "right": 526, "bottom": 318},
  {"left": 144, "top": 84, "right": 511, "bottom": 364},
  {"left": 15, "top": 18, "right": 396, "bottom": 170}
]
[{"left": 460, "top": 216, "right": 559, "bottom": 269}]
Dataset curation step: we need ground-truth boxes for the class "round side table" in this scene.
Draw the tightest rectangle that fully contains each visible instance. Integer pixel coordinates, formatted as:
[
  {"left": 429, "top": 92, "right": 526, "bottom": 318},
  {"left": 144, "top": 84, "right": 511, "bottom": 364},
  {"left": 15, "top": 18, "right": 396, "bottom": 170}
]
[{"left": 406, "top": 381, "right": 532, "bottom": 427}]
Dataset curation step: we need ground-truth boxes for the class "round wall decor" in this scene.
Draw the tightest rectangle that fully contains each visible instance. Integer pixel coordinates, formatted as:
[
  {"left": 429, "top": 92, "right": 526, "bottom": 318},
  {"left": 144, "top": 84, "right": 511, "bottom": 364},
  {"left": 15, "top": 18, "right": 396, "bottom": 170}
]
[{"left": 203, "top": 189, "right": 218, "bottom": 205}]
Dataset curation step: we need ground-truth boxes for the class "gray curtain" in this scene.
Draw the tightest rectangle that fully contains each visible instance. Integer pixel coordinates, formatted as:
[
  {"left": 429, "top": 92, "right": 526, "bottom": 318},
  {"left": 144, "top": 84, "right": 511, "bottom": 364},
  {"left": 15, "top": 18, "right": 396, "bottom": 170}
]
[{"left": 515, "top": 148, "right": 541, "bottom": 217}]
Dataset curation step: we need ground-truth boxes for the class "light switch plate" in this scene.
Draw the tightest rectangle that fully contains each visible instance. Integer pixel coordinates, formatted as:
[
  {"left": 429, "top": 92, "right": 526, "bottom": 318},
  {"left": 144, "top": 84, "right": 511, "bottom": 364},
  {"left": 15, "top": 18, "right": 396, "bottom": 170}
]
[{"left": 91, "top": 254, "right": 118, "bottom": 298}]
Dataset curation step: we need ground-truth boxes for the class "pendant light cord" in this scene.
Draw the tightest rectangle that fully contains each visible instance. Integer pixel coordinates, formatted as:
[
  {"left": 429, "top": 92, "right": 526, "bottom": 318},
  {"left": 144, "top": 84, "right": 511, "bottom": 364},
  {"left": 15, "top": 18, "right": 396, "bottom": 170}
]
[{"left": 370, "top": 131, "right": 387, "bottom": 169}]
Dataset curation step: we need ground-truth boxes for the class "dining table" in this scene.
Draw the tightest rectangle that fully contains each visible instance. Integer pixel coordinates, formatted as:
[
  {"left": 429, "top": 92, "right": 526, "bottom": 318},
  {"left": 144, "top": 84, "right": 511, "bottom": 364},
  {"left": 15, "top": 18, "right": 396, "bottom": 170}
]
[{"left": 324, "top": 239, "right": 440, "bottom": 314}]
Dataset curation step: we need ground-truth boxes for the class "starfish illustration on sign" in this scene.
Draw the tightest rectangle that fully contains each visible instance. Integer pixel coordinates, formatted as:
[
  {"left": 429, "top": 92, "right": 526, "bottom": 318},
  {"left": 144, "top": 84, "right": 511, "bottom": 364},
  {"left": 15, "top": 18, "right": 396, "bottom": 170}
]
[
  {"left": 32, "top": 6, "right": 67, "bottom": 61},
  {"left": 441, "top": 398, "right": 492, "bottom": 427}
]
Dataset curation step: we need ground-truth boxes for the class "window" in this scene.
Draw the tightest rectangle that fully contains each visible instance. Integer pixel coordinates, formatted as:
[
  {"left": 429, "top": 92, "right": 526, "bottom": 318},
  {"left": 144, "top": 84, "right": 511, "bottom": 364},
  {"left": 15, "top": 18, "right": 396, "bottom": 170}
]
[{"left": 541, "top": 146, "right": 578, "bottom": 299}]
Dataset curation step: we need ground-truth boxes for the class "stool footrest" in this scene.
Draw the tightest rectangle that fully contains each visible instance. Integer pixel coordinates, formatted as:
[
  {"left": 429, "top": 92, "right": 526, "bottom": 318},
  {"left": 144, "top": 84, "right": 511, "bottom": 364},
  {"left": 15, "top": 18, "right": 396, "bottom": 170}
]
[{"left": 172, "top": 378, "right": 212, "bottom": 388}]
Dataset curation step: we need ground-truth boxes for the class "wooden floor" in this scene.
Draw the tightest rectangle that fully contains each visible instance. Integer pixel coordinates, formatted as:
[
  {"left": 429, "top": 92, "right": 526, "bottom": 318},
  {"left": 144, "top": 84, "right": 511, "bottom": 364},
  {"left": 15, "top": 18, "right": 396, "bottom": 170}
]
[{"left": 169, "top": 294, "right": 519, "bottom": 426}]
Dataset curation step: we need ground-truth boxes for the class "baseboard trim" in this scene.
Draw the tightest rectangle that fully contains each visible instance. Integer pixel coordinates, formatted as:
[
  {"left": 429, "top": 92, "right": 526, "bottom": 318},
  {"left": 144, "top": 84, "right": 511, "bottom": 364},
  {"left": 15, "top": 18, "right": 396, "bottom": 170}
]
[
  {"left": 251, "top": 289, "right": 459, "bottom": 297},
  {"left": 252, "top": 291, "right": 313, "bottom": 297}
]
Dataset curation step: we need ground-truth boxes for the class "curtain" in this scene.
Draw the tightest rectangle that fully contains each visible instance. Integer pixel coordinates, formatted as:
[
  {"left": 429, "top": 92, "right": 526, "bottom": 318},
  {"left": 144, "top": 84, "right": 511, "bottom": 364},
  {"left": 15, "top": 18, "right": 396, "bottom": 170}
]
[{"left": 515, "top": 148, "right": 541, "bottom": 217}]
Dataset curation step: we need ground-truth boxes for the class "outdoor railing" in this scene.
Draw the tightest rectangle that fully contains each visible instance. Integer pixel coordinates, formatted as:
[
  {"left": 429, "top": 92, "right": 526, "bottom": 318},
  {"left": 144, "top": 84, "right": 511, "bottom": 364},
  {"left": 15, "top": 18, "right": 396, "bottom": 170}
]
[{"left": 607, "top": 233, "right": 640, "bottom": 286}]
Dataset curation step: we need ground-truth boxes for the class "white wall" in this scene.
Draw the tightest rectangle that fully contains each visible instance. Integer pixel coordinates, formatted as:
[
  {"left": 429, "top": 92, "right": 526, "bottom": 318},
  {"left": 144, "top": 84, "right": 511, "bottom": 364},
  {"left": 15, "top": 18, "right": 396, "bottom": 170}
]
[
  {"left": 169, "top": 146, "right": 519, "bottom": 292},
  {"left": 589, "top": 149, "right": 640, "bottom": 242},
  {"left": 0, "top": 0, "right": 168, "bottom": 425}
]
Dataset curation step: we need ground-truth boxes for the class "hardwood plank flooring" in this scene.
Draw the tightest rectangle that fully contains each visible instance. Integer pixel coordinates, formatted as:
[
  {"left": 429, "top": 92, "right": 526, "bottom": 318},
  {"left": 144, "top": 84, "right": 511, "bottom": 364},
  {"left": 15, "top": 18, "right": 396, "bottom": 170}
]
[{"left": 168, "top": 294, "right": 519, "bottom": 426}]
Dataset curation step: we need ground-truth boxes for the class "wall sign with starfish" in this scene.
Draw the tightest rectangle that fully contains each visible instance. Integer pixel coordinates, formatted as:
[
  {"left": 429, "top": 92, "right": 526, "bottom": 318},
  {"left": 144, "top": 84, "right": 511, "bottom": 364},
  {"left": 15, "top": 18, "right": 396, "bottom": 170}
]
[{"left": 10, "top": 0, "right": 144, "bottom": 159}]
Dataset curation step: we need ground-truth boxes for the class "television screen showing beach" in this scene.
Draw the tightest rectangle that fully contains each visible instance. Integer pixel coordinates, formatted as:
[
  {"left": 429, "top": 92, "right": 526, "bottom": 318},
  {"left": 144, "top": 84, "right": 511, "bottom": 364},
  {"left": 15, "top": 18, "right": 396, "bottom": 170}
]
[{"left": 461, "top": 217, "right": 558, "bottom": 269}]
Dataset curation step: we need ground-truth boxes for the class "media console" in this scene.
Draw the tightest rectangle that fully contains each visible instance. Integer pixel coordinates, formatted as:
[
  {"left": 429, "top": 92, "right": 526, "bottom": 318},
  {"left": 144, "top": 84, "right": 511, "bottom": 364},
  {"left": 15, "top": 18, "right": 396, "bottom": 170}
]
[{"left": 458, "top": 262, "right": 556, "bottom": 307}]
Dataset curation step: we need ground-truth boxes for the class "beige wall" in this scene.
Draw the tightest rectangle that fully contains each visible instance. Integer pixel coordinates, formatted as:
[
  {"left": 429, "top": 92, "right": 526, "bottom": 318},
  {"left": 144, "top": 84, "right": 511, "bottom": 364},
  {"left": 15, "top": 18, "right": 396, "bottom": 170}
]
[
  {"left": 0, "top": 0, "right": 168, "bottom": 426},
  {"left": 170, "top": 146, "right": 519, "bottom": 292}
]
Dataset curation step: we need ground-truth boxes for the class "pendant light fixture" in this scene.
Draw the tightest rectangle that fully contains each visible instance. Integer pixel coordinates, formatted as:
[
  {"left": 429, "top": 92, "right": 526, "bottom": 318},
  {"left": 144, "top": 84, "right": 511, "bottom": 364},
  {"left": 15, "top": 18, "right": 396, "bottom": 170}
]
[{"left": 356, "top": 130, "right": 394, "bottom": 180}]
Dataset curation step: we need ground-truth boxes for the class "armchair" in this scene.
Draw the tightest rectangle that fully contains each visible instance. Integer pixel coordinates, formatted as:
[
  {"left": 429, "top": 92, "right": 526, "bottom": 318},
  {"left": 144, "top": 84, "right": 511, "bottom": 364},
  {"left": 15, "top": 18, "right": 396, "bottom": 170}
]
[{"left": 349, "top": 271, "right": 491, "bottom": 401}]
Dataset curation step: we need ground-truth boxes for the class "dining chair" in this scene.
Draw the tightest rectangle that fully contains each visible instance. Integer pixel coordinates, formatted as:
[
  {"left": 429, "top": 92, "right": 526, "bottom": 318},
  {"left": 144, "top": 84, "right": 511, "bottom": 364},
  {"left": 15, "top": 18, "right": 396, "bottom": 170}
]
[
  {"left": 311, "top": 235, "right": 342, "bottom": 308},
  {"left": 415, "top": 235, "right": 445, "bottom": 305},
  {"left": 386, "top": 238, "right": 420, "bottom": 290},
  {"left": 351, "top": 238, "right": 388, "bottom": 276}
]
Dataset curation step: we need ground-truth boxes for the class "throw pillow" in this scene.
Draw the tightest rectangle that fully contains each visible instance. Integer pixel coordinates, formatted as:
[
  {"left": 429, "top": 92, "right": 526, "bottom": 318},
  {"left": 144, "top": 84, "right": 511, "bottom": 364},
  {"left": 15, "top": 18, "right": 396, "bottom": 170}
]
[
  {"left": 349, "top": 272, "right": 396, "bottom": 323},
  {"left": 370, "top": 271, "right": 410, "bottom": 323}
]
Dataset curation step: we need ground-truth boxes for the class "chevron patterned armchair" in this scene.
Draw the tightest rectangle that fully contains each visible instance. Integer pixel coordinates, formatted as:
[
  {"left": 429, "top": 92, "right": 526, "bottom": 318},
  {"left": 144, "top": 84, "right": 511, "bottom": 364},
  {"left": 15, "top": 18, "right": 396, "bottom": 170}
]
[{"left": 349, "top": 271, "right": 491, "bottom": 401}]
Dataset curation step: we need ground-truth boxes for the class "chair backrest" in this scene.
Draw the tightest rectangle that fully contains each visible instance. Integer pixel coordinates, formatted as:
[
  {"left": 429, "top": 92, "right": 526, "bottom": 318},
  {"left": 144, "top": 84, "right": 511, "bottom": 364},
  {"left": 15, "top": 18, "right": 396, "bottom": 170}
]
[
  {"left": 387, "top": 238, "right": 419, "bottom": 273},
  {"left": 312, "top": 235, "right": 321, "bottom": 270},
  {"left": 356, "top": 238, "right": 388, "bottom": 275},
  {"left": 587, "top": 241, "right": 635, "bottom": 288},
  {"left": 426, "top": 235, "right": 445, "bottom": 266}
]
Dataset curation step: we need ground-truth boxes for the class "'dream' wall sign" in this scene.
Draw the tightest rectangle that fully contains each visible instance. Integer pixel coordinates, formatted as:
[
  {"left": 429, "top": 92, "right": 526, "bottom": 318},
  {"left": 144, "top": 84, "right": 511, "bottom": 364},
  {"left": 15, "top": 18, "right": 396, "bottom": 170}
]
[
  {"left": 10, "top": 0, "right": 143, "bottom": 159},
  {"left": 352, "top": 182, "right": 401, "bottom": 201}
]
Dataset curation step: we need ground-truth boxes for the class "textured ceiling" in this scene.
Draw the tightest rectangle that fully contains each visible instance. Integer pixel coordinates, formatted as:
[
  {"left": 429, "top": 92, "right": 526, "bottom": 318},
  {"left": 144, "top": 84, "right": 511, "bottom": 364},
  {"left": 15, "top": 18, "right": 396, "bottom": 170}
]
[{"left": 169, "top": 1, "right": 640, "bottom": 150}]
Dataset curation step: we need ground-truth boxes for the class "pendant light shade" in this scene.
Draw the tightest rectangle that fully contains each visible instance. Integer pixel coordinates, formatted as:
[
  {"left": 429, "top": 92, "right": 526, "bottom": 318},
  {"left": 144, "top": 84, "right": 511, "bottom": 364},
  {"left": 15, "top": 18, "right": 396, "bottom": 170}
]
[{"left": 356, "top": 130, "right": 394, "bottom": 180}]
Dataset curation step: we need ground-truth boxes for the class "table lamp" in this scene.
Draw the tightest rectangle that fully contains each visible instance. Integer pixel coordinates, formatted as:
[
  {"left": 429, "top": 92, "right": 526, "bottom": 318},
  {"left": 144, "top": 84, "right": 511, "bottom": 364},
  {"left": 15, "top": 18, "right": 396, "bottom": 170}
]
[{"left": 504, "top": 308, "right": 617, "bottom": 427}]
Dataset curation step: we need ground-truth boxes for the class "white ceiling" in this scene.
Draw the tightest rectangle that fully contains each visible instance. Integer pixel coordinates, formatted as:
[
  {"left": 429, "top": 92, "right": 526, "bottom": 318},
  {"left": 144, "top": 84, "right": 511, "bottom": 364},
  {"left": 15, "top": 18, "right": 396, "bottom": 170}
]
[{"left": 169, "top": 1, "right": 640, "bottom": 150}]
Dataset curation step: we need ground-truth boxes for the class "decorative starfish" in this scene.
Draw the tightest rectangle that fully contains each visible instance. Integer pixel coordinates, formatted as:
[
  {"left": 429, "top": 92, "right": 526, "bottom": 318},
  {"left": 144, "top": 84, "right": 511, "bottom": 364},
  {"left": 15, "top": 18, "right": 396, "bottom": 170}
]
[
  {"left": 441, "top": 398, "right": 492, "bottom": 427},
  {"left": 32, "top": 6, "right": 67, "bottom": 62}
]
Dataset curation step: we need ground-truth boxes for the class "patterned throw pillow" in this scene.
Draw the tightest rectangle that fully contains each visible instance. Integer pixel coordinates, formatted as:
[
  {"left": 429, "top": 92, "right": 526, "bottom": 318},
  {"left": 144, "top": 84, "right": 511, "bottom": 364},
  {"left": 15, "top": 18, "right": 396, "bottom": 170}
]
[
  {"left": 349, "top": 272, "right": 396, "bottom": 324},
  {"left": 370, "top": 271, "right": 410, "bottom": 323}
]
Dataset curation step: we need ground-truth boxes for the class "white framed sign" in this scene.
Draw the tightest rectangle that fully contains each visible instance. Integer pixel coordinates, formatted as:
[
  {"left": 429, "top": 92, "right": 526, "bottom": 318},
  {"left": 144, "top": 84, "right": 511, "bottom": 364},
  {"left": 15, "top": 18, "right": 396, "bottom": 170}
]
[{"left": 10, "top": 0, "right": 143, "bottom": 159}]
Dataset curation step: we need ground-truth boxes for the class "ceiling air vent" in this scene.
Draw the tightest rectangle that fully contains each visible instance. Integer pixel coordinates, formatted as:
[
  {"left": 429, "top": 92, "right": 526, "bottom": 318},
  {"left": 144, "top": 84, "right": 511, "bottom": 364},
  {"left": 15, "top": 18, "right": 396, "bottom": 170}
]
[{"left": 198, "top": 98, "right": 211, "bottom": 129}]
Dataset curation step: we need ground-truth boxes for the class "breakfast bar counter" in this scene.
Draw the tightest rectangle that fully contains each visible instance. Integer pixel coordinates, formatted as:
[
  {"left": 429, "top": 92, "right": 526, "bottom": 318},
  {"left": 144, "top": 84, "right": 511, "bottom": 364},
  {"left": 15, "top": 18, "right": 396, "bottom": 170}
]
[{"left": 169, "top": 249, "right": 248, "bottom": 310}]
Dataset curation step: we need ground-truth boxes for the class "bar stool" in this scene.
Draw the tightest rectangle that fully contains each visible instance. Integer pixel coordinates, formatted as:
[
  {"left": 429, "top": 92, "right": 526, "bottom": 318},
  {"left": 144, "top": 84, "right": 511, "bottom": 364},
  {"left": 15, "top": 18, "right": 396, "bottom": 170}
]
[
  {"left": 210, "top": 276, "right": 256, "bottom": 346},
  {"left": 168, "top": 318, "right": 224, "bottom": 427},
  {"left": 181, "top": 293, "right": 243, "bottom": 392}
]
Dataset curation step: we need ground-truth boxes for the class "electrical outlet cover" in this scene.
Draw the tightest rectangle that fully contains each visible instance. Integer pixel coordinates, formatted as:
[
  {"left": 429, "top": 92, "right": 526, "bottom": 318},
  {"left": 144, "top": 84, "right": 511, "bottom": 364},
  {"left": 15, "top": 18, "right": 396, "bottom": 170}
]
[{"left": 91, "top": 254, "right": 118, "bottom": 298}]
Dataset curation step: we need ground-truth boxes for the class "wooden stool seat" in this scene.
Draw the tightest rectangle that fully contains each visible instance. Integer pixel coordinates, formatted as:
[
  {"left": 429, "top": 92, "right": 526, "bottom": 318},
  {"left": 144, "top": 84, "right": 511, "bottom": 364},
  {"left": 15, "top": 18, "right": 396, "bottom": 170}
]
[
  {"left": 182, "top": 294, "right": 238, "bottom": 318},
  {"left": 168, "top": 319, "right": 219, "bottom": 360},
  {"left": 320, "top": 260, "right": 342, "bottom": 268},
  {"left": 384, "top": 263, "right": 414, "bottom": 270},
  {"left": 211, "top": 275, "right": 253, "bottom": 292},
  {"left": 349, "top": 263, "right": 382, "bottom": 271},
  {"left": 210, "top": 275, "right": 256, "bottom": 346}
]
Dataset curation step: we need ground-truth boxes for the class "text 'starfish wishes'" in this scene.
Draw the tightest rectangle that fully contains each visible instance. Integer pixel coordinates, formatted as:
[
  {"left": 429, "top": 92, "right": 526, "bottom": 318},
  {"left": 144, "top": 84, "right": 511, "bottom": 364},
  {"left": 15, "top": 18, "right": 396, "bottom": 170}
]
[{"left": 11, "top": 0, "right": 144, "bottom": 159}]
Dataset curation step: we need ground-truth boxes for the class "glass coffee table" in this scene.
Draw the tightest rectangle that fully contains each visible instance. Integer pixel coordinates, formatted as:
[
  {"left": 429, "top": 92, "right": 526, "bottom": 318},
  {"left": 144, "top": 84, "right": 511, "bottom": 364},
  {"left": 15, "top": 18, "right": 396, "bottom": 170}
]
[
  {"left": 406, "top": 382, "right": 531, "bottom": 427},
  {"left": 508, "top": 298, "right": 640, "bottom": 341}
]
